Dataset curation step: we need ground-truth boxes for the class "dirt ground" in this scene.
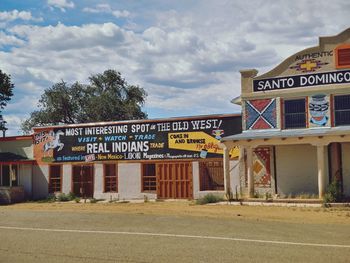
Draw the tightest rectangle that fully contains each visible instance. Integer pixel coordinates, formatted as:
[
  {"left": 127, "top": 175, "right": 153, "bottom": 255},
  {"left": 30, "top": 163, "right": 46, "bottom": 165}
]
[
  {"left": 1, "top": 201, "right": 350, "bottom": 262},
  {"left": 3, "top": 200, "right": 350, "bottom": 225}
]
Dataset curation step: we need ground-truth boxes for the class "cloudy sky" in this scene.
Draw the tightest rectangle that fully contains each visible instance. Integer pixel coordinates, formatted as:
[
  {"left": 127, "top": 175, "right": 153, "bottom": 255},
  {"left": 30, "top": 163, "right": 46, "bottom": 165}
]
[{"left": 0, "top": 0, "right": 349, "bottom": 135}]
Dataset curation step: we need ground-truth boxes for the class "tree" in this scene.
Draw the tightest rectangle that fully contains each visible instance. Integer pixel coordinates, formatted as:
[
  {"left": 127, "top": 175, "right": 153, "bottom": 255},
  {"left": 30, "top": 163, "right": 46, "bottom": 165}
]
[
  {"left": 21, "top": 70, "right": 147, "bottom": 133},
  {"left": 0, "top": 70, "right": 14, "bottom": 133}
]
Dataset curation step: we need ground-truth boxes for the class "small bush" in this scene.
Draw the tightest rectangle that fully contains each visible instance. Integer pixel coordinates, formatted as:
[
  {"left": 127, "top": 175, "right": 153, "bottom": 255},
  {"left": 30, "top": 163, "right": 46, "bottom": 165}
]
[
  {"left": 37, "top": 195, "right": 56, "bottom": 203},
  {"left": 74, "top": 197, "right": 81, "bottom": 203},
  {"left": 253, "top": 192, "right": 263, "bottom": 198},
  {"left": 67, "top": 192, "right": 76, "bottom": 200},
  {"left": 196, "top": 194, "right": 223, "bottom": 205},
  {"left": 324, "top": 179, "right": 343, "bottom": 203},
  {"left": 57, "top": 193, "right": 70, "bottom": 202},
  {"left": 56, "top": 192, "right": 76, "bottom": 202},
  {"left": 265, "top": 192, "right": 272, "bottom": 201}
]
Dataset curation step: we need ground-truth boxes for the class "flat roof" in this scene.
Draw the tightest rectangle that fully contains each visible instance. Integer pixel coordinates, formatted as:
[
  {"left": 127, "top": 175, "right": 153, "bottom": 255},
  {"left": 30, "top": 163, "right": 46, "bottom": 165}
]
[
  {"left": 33, "top": 113, "right": 241, "bottom": 131},
  {"left": 0, "top": 135, "right": 32, "bottom": 142}
]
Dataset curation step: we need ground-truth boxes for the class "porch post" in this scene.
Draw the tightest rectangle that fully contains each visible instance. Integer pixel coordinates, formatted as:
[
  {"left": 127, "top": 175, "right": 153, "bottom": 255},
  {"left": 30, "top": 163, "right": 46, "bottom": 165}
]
[
  {"left": 223, "top": 146, "right": 231, "bottom": 196},
  {"left": 246, "top": 146, "right": 254, "bottom": 198},
  {"left": 316, "top": 144, "right": 327, "bottom": 199}
]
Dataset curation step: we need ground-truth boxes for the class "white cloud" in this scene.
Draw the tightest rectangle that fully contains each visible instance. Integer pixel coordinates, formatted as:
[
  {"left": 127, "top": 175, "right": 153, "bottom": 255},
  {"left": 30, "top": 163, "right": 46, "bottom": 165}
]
[
  {"left": 0, "top": 10, "right": 42, "bottom": 22},
  {"left": 1, "top": 0, "right": 350, "bottom": 135},
  {"left": 47, "top": 0, "right": 75, "bottom": 12},
  {"left": 10, "top": 22, "right": 135, "bottom": 52},
  {"left": 3, "top": 114, "right": 24, "bottom": 136},
  {"left": 0, "top": 31, "right": 24, "bottom": 47},
  {"left": 82, "top": 4, "right": 111, "bottom": 13},
  {"left": 83, "top": 3, "right": 130, "bottom": 18},
  {"left": 112, "top": 10, "right": 130, "bottom": 19}
]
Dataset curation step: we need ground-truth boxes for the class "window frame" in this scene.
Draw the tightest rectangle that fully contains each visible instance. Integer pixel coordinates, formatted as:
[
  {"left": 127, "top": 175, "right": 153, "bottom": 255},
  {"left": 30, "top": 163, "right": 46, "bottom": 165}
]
[
  {"left": 142, "top": 163, "right": 157, "bottom": 192},
  {"left": 48, "top": 164, "right": 62, "bottom": 193},
  {"left": 335, "top": 44, "right": 350, "bottom": 69},
  {"left": 103, "top": 163, "right": 118, "bottom": 193},
  {"left": 283, "top": 98, "right": 307, "bottom": 129},
  {"left": 334, "top": 94, "right": 350, "bottom": 126},
  {"left": 1, "top": 164, "right": 11, "bottom": 187},
  {"left": 0, "top": 164, "right": 19, "bottom": 187}
]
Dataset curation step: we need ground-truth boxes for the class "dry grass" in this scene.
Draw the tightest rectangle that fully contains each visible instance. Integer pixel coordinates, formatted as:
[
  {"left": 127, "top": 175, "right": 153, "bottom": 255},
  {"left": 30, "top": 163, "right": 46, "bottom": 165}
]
[{"left": 2, "top": 201, "right": 350, "bottom": 225}]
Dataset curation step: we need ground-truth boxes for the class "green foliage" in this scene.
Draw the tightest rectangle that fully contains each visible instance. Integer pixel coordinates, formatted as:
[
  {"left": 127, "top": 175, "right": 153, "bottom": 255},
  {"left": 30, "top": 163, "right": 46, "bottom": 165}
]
[
  {"left": 324, "top": 179, "right": 343, "bottom": 203},
  {"left": 56, "top": 193, "right": 70, "bottom": 202},
  {"left": 265, "top": 192, "right": 272, "bottom": 201},
  {"left": 0, "top": 70, "right": 14, "bottom": 132},
  {"left": 225, "top": 187, "right": 241, "bottom": 202},
  {"left": 253, "top": 192, "right": 261, "bottom": 198},
  {"left": 0, "top": 70, "right": 14, "bottom": 110},
  {"left": 56, "top": 192, "right": 76, "bottom": 202},
  {"left": 36, "top": 195, "right": 56, "bottom": 203},
  {"left": 74, "top": 197, "right": 81, "bottom": 203},
  {"left": 66, "top": 192, "right": 76, "bottom": 200},
  {"left": 196, "top": 194, "right": 223, "bottom": 205},
  {"left": 21, "top": 70, "right": 147, "bottom": 133}
]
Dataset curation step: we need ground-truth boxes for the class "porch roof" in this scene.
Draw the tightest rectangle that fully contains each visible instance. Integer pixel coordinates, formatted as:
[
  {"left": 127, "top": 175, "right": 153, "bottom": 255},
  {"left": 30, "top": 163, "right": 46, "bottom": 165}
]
[
  {"left": 0, "top": 152, "right": 31, "bottom": 162},
  {"left": 221, "top": 126, "right": 350, "bottom": 142}
]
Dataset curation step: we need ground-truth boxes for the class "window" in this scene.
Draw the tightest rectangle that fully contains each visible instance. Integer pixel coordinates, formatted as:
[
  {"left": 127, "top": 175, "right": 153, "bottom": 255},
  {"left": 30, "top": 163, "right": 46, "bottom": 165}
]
[
  {"left": 283, "top": 98, "right": 306, "bottom": 129},
  {"left": 49, "top": 165, "right": 61, "bottom": 193},
  {"left": 336, "top": 44, "right": 350, "bottom": 69},
  {"left": 104, "top": 164, "right": 118, "bottom": 192},
  {"left": 0, "top": 164, "right": 18, "bottom": 187},
  {"left": 11, "top": 165, "right": 18, "bottom": 186},
  {"left": 334, "top": 95, "right": 350, "bottom": 126},
  {"left": 1, "top": 165, "right": 10, "bottom": 186},
  {"left": 199, "top": 161, "right": 224, "bottom": 191},
  {"left": 142, "top": 163, "right": 156, "bottom": 192}
]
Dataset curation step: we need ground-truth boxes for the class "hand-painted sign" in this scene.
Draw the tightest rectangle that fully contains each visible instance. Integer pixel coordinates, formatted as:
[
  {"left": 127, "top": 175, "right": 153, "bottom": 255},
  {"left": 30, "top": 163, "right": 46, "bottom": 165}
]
[
  {"left": 253, "top": 69, "right": 350, "bottom": 92},
  {"left": 245, "top": 99, "right": 276, "bottom": 130},
  {"left": 294, "top": 51, "right": 333, "bottom": 61},
  {"left": 308, "top": 94, "right": 330, "bottom": 127},
  {"left": 33, "top": 115, "right": 241, "bottom": 163},
  {"left": 289, "top": 59, "right": 329, "bottom": 73}
]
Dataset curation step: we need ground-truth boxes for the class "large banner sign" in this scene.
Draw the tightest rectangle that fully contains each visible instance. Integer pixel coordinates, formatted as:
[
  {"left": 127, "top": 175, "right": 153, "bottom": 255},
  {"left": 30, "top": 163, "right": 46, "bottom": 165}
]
[
  {"left": 253, "top": 69, "right": 350, "bottom": 92},
  {"left": 33, "top": 115, "right": 241, "bottom": 163}
]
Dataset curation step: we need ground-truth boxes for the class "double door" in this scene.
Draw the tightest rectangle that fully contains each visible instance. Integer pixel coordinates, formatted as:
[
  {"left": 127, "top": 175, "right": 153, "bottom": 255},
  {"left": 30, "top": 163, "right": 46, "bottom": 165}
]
[
  {"left": 72, "top": 165, "right": 94, "bottom": 198},
  {"left": 156, "top": 162, "right": 193, "bottom": 199}
]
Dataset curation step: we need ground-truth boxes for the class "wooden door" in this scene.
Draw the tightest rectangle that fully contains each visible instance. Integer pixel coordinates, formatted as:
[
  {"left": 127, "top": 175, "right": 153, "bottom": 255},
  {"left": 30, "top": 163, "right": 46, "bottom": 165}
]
[
  {"left": 156, "top": 162, "right": 193, "bottom": 199},
  {"left": 72, "top": 165, "right": 94, "bottom": 198}
]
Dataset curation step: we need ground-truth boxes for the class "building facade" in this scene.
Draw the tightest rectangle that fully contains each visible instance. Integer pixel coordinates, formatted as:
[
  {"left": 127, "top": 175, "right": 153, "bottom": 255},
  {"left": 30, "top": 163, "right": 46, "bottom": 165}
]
[
  {"left": 0, "top": 136, "right": 33, "bottom": 203},
  {"left": 16, "top": 114, "right": 241, "bottom": 201},
  {"left": 221, "top": 28, "right": 350, "bottom": 199}
]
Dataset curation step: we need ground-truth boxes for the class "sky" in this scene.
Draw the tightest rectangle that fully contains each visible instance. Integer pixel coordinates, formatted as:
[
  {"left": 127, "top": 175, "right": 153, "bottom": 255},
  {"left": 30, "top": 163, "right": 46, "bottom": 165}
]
[{"left": 0, "top": 0, "right": 349, "bottom": 135}]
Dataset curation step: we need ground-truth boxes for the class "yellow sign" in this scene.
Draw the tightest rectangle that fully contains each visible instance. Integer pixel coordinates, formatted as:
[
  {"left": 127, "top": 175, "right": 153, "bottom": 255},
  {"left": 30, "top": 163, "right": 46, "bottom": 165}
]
[
  {"left": 168, "top": 132, "right": 239, "bottom": 158},
  {"left": 229, "top": 147, "right": 239, "bottom": 159}
]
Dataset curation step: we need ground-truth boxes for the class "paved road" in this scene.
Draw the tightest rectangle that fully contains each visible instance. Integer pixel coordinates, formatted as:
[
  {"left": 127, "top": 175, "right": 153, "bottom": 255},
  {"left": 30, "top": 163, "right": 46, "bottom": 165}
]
[{"left": 0, "top": 209, "right": 350, "bottom": 262}]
